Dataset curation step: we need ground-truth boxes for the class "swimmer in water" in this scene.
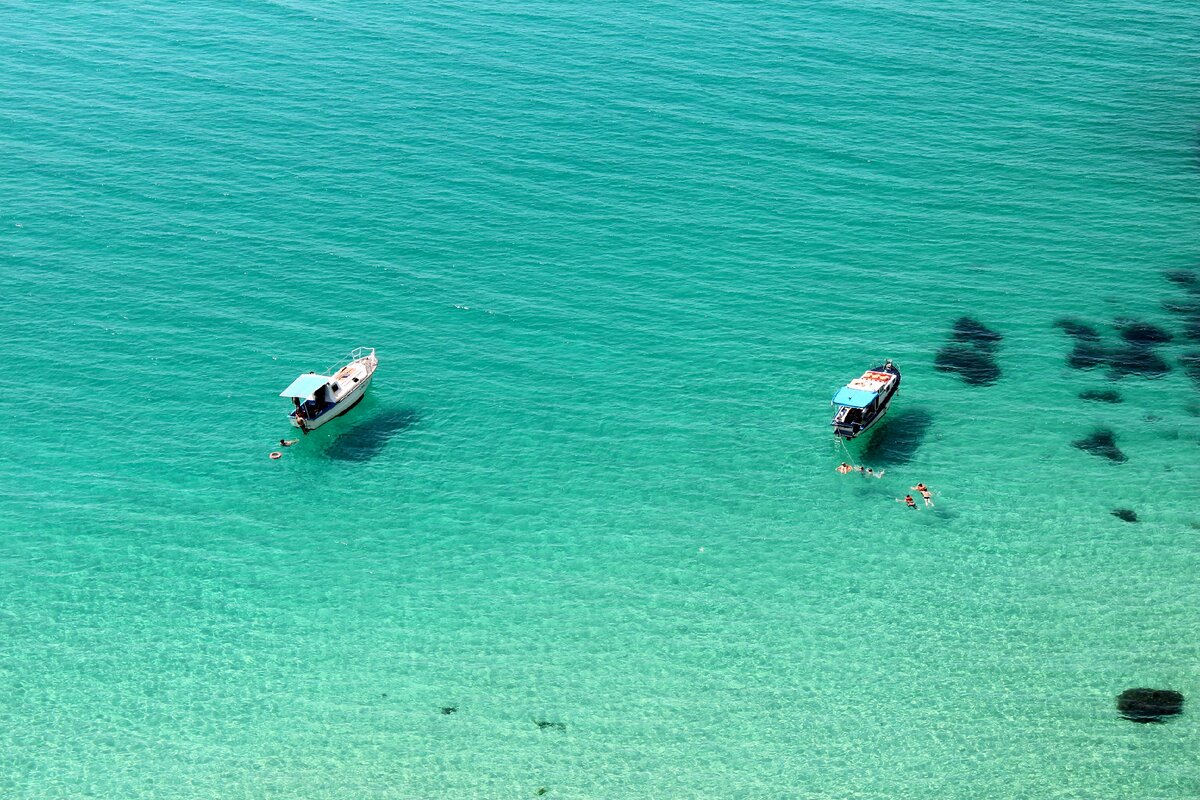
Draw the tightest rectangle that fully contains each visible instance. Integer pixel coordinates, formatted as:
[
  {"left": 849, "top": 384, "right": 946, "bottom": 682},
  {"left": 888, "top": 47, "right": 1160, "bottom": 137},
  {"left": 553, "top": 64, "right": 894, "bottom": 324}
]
[
  {"left": 899, "top": 494, "right": 917, "bottom": 509},
  {"left": 911, "top": 483, "right": 933, "bottom": 506},
  {"left": 280, "top": 439, "right": 299, "bottom": 447},
  {"left": 836, "top": 462, "right": 853, "bottom": 474},
  {"left": 865, "top": 468, "right": 885, "bottom": 479}
]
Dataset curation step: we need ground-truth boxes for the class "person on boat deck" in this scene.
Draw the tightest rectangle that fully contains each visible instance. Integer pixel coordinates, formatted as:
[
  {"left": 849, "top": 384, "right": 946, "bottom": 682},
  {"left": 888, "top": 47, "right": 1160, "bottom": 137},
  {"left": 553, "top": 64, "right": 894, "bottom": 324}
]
[{"left": 280, "top": 439, "right": 299, "bottom": 447}]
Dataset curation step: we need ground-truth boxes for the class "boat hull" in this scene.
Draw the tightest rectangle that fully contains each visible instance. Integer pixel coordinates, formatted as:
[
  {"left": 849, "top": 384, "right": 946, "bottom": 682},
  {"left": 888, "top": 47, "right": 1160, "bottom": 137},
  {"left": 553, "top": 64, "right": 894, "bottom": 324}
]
[{"left": 290, "top": 371, "right": 373, "bottom": 431}]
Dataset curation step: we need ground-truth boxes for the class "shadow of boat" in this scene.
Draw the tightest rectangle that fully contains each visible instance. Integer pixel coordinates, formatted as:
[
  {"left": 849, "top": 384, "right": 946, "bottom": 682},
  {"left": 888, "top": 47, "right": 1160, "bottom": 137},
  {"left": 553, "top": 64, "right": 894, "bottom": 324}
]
[
  {"left": 863, "top": 408, "right": 933, "bottom": 466},
  {"left": 325, "top": 409, "right": 419, "bottom": 461}
]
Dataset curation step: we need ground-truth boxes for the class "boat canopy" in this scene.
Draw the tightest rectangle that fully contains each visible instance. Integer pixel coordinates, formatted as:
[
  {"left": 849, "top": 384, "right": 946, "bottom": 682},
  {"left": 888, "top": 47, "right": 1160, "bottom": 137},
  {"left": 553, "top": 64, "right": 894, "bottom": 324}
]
[
  {"left": 280, "top": 373, "right": 331, "bottom": 400},
  {"left": 832, "top": 386, "right": 877, "bottom": 408}
]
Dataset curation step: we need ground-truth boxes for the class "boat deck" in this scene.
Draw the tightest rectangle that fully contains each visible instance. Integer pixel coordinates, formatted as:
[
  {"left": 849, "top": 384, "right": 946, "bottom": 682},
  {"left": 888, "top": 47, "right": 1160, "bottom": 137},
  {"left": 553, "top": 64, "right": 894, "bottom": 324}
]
[{"left": 329, "top": 359, "right": 372, "bottom": 400}]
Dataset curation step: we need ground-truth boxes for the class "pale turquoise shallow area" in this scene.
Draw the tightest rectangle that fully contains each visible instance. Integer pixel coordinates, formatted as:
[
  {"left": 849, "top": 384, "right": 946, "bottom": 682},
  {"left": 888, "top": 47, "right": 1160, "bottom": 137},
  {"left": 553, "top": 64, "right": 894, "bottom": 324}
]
[{"left": 2, "top": 0, "right": 1199, "bottom": 797}]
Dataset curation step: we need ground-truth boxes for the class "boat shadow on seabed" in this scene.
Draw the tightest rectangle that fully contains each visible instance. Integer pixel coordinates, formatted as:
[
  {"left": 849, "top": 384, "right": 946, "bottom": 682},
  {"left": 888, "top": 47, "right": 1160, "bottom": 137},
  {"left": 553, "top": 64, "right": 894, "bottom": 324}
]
[
  {"left": 862, "top": 407, "right": 933, "bottom": 466},
  {"left": 325, "top": 408, "right": 420, "bottom": 462}
]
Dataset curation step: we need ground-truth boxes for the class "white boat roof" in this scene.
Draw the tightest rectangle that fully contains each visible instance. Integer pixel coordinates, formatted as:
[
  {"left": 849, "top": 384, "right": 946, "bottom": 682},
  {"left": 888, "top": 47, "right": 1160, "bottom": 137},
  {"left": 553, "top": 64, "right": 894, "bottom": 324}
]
[
  {"left": 280, "top": 373, "right": 332, "bottom": 399},
  {"left": 846, "top": 370, "right": 893, "bottom": 391}
]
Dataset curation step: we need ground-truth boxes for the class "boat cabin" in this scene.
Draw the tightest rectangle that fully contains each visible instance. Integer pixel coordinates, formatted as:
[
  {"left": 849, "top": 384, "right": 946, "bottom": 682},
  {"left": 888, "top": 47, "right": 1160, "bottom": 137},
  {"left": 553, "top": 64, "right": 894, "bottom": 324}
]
[
  {"left": 280, "top": 372, "right": 339, "bottom": 422},
  {"left": 832, "top": 387, "right": 880, "bottom": 425}
]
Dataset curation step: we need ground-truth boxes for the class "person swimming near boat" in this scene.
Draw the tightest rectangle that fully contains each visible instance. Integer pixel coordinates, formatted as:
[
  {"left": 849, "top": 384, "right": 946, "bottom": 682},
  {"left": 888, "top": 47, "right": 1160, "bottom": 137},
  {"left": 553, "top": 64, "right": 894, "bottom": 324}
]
[
  {"left": 836, "top": 462, "right": 854, "bottom": 474},
  {"left": 280, "top": 439, "right": 299, "bottom": 447},
  {"left": 911, "top": 483, "right": 934, "bottom": 506},
  {"left": 859, "top": 467, "right": 885, "bottom": 479},
  {"left": 899, "top": 494, "right": 917, "bottom": 509}
]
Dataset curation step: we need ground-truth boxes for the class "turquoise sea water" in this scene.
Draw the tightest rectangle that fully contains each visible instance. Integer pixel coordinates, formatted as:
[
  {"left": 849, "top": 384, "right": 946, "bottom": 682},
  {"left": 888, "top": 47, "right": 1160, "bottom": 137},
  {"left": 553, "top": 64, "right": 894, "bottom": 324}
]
[{"left": 2, "top": 1, "right": 1199, "bottom": 796}]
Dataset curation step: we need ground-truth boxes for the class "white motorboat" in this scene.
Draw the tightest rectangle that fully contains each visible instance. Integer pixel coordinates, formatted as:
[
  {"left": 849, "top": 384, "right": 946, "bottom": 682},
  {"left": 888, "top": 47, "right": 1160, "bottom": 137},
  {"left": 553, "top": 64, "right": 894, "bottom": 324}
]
[
  {"left": 280, "top": 347, "right": 378, "bottom": 432},
  {"left": 831, "top": 360, "right": 900, "bottom": 439}
]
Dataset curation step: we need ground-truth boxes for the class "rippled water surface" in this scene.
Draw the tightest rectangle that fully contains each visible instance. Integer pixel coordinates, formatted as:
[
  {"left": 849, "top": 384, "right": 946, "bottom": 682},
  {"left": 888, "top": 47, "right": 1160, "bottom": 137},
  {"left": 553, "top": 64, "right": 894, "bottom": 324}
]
[{"left": 2, "top": 1, "right": 1199, "bottom": 797}]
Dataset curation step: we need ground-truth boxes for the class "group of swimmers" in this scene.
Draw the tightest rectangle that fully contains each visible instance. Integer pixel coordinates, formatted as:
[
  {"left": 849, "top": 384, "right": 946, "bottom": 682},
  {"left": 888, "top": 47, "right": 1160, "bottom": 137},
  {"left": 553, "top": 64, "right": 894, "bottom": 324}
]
[
  {"left": 902, "top": 483, "right": 935, "bottom": 509},
  {"left": 836, "top": 462, "right": 884, "bottom": 479},
  {"left": 836, "top": 462, "right": 935, "bottom": 509}
]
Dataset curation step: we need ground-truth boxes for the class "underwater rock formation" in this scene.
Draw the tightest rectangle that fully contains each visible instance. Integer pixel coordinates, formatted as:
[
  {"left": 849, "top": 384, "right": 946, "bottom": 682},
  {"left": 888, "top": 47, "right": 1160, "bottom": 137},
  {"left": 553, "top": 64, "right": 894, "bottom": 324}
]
[
  {"left": 1107, "top": 346, "right": 1170, "bottom": 378},
  {"left": 1057, "top": 319, "right": 1108, "bottom": 370},
  {"left": 1073, "top": 428, "right": 1127, "bottom": 463},
  {"left": 1111, "top": 508, "right": 1138, "bottom": 523},
  {"left": 935, "top": 318, "right": 1002, "bottom": 385},
  {"left": 1117, "top": 688, "right": 1184, "bottom": 723},
  {"left": 1161, "top": 270, "right": 1200, "bottom": 343},
  {"left": 1067, "top": 341, "right": 1109, "bottom": 370},
  {"left": 934, "top": 344, "right": 1001, "bottom": 385},
  {"left": 1056, "top": 317, "right": 1171, "bottom": 378},
  {"left": 1162, "top": 297, "right": 1200, "bottom": 316},
  {"left": 1117, "top": 322, "right": 1172, "bottom": 345},
  {"left": 441, "top": 706, "right": 458, "bottom": 715},
  {"left": 1079, "top": 389, "right": 1122, "bottom": 403},
  {"left": 1164, "top": 269, "right": 1198, "bottom": 289},
  {"left": 1182, "top": 319, "right": 1200, "bottom": 342},
  {"left": 1055, "top": 318, "right": 1101, "bottom": 340},
  {"left": 535, "top": 720, "right": 567, "bottom": 731},
  {"left": 951, "top": 316, "right": 1004, "bottom": 346},
  {"left": 1181, "top": 352, "right": 1200, "bottom": 387}
]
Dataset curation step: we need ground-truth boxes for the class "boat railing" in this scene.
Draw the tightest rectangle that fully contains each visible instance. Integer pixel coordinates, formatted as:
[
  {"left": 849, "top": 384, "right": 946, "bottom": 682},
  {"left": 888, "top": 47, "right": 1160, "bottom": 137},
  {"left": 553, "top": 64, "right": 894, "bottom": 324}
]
[{"left": 324, "top": 347, "right": 376, "bottom": 376}]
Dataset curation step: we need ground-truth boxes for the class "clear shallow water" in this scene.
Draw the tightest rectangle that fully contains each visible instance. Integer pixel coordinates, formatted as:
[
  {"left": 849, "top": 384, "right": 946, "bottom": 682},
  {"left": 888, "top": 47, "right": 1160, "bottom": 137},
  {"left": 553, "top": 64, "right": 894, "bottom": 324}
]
[{"left": 2, "top": 1, "right": 1199, "bottom": 796}]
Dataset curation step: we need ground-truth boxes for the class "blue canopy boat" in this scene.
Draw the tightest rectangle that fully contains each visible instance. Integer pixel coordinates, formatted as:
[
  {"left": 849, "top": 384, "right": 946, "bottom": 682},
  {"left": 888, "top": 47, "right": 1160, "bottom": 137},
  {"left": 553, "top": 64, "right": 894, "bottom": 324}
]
[
  {"left": 831, "top": 360, "right": 900, "bottom": 439},
  {"left": 280, "top": 347, "right": 378, "bottom": 433}
]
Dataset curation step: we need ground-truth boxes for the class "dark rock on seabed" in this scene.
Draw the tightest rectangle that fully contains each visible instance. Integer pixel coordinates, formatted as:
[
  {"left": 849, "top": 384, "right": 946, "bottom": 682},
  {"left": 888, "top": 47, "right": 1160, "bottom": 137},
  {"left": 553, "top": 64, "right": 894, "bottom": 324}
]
[
  {"left": 1056, "top": 318, "right": 1172, "bottom": 378},
  {"left": 1073, "top": 428, "right": 1127, "bottom": 463},
  {"left": 935, "top": 317, "right": 1002, "bottom": 385},
  {"left": 1067, "top": 340, "right": 1109, "bottom": 370},
  {"left": 1182, "top": 319, "right": 1200, "bottom": 342},
  {"left": 1106, "top": 346, "right": 1171, "bottom": 378},
  {"left": 1161, "top": 297, "right": 1200, "bottom": 316},
  {"left": 951, "top": 316, "right": 1003, "bottom": 347},
  {"left": 1079, "top": 389, "right": 1122, "bottom": 403},
  {"left": 1160, "top": 270, "right": 1200, "bottom": 343},
  {"left": 1181, "top": 352, "right": 1200, "bottom": 387},
  {"left": 1055, "top": 318, "right": 1102, "bottom": 340},
  {"left": 1164, "top": 269, "right": 1198, "bottom": 288},
  {"left": 934, "top": 343, "right": 1001, "bottom": 385},
  {"left": 1116, "top": 321, "right": 1172, "bottom": 345},
  {"left": 1111, "top": 508, "right": 1138, "bottom": 522},
  {"left": 1117, "top": 688, "right": 1184, "bottom": 723}
]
